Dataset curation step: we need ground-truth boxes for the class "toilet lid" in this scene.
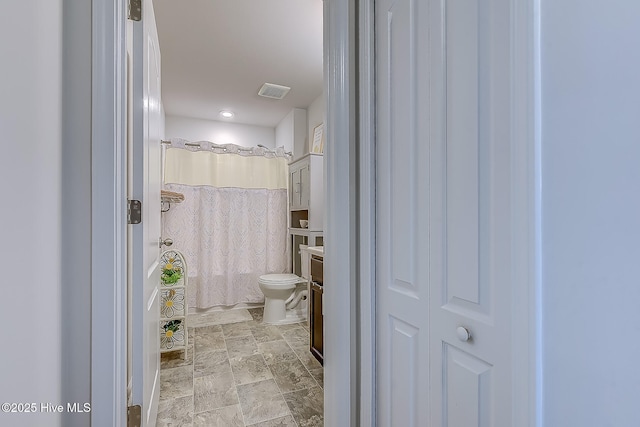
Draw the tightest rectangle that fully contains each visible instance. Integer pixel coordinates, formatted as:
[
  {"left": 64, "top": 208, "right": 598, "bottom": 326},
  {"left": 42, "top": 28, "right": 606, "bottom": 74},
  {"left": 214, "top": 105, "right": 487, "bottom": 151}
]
[{"left": 259, "top": 273, "right": 303, "bottom": 285}]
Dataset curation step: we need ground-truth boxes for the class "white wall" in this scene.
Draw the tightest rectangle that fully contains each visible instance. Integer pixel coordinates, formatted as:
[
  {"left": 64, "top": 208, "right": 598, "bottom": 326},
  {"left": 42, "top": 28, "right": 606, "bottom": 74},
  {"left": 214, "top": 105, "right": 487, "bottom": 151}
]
[
  {"left": 275, "top": 110, "right": 295, "bottom": 155},
  {"left": 541, "top": 1, "right": 640, "bottom": 425},
  {"left": 306, "top": 94, "right": 325, "bottom": 154},
  {"left": 276, "top": 108, "right": 308, "bottom": 160},
  {"left": 1, "top": 2, "right": 90, "bottom": 426},
  {"left": 165, "top": 115, "right": 275, "bottom": 148},
  {"left": 274, "top": 96, "right": 323, "bottom": 161}
]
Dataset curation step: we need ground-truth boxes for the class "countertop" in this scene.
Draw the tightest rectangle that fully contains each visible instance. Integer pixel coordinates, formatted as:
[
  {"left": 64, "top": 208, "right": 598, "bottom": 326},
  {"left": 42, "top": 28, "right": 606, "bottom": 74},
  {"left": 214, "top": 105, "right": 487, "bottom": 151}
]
[{"left": 304, "top": 246, "right": 324, "bottom": 258}]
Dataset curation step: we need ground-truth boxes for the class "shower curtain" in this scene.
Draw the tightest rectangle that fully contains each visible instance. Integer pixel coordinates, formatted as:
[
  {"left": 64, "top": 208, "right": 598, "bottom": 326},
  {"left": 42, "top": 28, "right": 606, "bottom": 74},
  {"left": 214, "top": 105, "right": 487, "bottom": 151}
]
[{"left": 162, "top": 139, "right": 289, "bottom": 309}]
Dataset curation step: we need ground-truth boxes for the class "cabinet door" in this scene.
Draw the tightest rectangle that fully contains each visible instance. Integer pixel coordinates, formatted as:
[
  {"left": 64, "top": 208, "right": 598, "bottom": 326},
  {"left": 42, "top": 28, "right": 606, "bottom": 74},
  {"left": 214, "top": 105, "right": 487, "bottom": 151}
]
[
  {"left": 310, "top": 281, "right": 323, "bottom": 364},
  {"left": 300, "top": 163, "right": 310, "bottom": 208},
  {"left": 290, "top": 167, "right": 301, "bottom": 208}
]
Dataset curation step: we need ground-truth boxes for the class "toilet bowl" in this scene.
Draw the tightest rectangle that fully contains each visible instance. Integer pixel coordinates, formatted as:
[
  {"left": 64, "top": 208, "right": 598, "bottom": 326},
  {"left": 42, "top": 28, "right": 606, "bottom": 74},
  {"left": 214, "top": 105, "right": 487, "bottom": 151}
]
[{"left": 258, "top": 273, "right": 307, "bottom": 324}]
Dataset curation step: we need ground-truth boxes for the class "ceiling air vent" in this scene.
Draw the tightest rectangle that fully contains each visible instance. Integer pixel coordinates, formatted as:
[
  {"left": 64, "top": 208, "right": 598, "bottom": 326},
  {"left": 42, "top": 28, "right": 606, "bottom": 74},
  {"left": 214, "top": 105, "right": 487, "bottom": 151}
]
[{"left": 258, "top": 83, "right": 291, "bottom": 100}]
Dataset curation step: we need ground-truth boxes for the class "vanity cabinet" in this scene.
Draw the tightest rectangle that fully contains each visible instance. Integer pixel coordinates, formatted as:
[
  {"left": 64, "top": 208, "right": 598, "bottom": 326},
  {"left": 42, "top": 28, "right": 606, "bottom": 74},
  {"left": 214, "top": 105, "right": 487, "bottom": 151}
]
[
  {"left": 310, "top": 281, "right": 323, "bottom": 364},
  {"left": 309, "top": 254, "right": 324, "bottom": 365}
]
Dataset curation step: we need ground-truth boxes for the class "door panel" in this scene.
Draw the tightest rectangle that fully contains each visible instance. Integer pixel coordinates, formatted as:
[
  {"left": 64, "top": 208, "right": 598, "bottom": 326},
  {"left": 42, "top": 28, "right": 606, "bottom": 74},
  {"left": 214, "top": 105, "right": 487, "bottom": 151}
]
[
  {"left": 291, "top": 167, "right": 300, "bottom": 208},
  {"left": 444, "top": 345, "right": 492, "bottom": 426},
  {"left": 444, "top": 0, "right": 486, "bottom": 314},
  {"left": 300, "top": 163, "right": 310, "bottom": 208},
  {"left": 388, "top": 317, "right": 419, "bottom": 426}
]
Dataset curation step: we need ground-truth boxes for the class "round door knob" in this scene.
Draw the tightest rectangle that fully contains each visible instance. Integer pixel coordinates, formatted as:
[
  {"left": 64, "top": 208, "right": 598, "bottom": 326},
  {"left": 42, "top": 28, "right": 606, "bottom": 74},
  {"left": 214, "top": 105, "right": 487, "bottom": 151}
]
[
  {"left": 456, "top": 326, "right": 471, "bottom": 342},
  {"left": 160, "top": 238, "right": 173, "bottom": 247}
]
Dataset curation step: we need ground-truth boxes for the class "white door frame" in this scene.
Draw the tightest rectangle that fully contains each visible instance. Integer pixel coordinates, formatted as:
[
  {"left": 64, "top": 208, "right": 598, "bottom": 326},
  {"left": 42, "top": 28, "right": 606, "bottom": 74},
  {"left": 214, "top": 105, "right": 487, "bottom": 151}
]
[
  {"left": 355, "top": 0, "right": 376, "bottom": 424},
  {"left": 91, "top": 1, "right": 128, "bottom": 426},
  {"left": 510, "top": 0, "right": 542, "bottom": 424},
  {"left": 90, "top": 0, "right": 540, "bottom": 425},
  {"left": 322, "top": 0, "right": 360, "bottom": 424}
]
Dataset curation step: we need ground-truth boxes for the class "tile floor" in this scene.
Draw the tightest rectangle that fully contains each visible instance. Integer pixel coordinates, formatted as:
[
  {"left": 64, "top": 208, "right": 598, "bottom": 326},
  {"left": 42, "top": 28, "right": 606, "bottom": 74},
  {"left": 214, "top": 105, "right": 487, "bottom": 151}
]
[{"left": 157, "top": 307, "right": 324, "bottom": 427}]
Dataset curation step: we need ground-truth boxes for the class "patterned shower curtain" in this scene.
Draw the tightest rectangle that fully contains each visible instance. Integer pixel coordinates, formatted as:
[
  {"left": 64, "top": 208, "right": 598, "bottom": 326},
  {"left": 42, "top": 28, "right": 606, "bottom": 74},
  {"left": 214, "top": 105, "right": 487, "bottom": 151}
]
[{"left": 162, "top": 140, "right": 289, "bottom": 309}]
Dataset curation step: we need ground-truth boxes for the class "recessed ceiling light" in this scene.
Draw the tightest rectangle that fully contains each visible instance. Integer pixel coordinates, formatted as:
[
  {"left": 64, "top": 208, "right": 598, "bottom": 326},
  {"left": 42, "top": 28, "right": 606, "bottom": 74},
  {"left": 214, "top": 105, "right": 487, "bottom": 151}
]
[{"left": 219, "top": 110, "right": 234, "bottom": 119}]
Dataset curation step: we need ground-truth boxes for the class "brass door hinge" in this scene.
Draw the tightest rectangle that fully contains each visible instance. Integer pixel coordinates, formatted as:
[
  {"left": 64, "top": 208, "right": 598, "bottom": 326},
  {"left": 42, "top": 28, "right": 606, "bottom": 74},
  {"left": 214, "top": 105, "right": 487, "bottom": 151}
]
[
  {"left": 128, "top": 0, "right": 142, "bottom": 21},
  {"left": 127, "top": 405, "right": 141, "bottom": 427},
  {"left": 128, "top": 199, "right": 142, "bottom": 224}
]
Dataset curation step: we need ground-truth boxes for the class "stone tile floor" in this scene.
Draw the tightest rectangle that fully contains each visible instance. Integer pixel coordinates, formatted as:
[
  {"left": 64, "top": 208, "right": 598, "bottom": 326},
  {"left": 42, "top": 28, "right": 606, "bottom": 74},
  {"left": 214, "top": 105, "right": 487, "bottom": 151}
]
[{"left": 157, "top": 308, "right": 323, "bottom": 427}]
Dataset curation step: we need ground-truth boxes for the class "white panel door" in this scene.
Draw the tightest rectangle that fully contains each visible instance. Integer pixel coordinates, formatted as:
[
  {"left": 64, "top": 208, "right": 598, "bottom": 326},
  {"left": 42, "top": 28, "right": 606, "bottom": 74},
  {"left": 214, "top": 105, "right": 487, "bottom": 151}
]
[
  {"left": 428, "top": 0, "right": 512, "bottom": 425},
  {"left": 375, "top": 0, "right": 513, "bottom": 426},
  {"left": 131, "top": 0, "right": 162, "bottom": 425},
  {"left": 375, "top": 0, "right": 430, "bottom": 424}
]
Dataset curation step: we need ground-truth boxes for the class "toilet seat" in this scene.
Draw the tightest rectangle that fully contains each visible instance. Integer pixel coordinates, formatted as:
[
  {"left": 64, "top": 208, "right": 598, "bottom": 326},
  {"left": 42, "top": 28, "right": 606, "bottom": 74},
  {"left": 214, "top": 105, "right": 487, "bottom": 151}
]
[{"left": 258, "top": 273, "right": 303, "bottom": 286}]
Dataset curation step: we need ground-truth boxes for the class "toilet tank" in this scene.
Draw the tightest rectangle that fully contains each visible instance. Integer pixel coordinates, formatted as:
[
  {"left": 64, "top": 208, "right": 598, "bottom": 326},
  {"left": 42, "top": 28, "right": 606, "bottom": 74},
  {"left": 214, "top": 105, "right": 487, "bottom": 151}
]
[{"left": 299, "top": 244, "right": 310, "bottom": 280}]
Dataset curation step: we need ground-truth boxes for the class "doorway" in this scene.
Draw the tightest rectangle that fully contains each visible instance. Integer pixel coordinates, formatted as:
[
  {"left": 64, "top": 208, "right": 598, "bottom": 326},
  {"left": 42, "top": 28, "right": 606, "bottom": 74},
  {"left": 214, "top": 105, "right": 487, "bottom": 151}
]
[{"left": 146, "top": 1, "right": 331, "bottom": 426}]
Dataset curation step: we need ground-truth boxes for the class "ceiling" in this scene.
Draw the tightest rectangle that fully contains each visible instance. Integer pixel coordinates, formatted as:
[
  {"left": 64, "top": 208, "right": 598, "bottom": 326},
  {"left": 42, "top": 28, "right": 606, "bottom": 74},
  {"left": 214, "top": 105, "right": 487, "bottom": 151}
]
[{"left": 154, "top": 0, "right": 324, "bottom": 128}]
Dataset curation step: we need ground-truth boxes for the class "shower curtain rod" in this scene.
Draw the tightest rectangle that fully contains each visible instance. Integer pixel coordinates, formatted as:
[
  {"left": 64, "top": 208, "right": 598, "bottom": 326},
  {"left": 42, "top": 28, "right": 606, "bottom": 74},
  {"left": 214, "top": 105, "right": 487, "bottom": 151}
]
[{"left": 161, "top": 140, "right": 292, "bottom": 156}]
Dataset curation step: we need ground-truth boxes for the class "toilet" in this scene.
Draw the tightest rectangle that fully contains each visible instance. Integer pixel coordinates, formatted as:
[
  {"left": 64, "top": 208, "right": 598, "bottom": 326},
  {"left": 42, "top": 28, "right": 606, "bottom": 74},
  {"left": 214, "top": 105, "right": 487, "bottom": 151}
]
[
  {"left": 258, "top": 274, "right": 307, "bottom": 324},
  {"left": 258, "top": 245, "right": 311, "bottom": 325}
]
